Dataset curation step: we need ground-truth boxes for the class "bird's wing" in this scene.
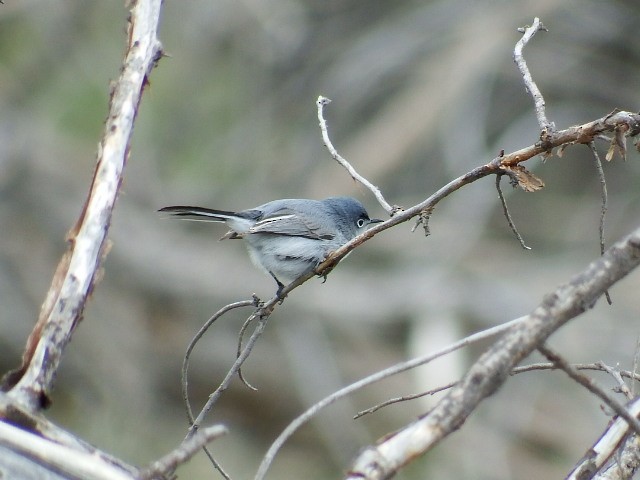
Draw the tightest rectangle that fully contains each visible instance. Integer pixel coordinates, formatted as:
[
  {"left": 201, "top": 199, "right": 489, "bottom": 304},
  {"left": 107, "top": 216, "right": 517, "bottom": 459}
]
[{"left": 249, "top": 208, "right": 335, "bottom": 240}]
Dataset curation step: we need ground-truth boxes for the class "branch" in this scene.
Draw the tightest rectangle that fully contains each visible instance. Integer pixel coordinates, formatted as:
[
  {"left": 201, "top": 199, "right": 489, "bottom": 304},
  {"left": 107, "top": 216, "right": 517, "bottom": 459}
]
[
  {"left": 187, "top": 310, "right": 271, "bottom": 439},
  {"left": 514, "top": 18, "right": 553, "bottom": 134},
  {"left": 182, "top": 299, "right": 257, "bottom": 425},
  {"left": 254, "top": 316, "right": 525, "bottom": 479},
  {"left": 1, "top": 0, "right": 164, "bottom": 410},
  {"left": 317, "top": 96, "right": 395, "bottom": 215},
  {"left": 356, "top": 361, "right": 640, "bottom": 420},
  {"left": 495, "top": 173, "right": 531, "bottom": 250},
  {"left": 313, "top": 109, "right": 640, "bottom": 282},
  {"left": 537, "top": 345, "right": 640, "bottom": 435},
  {"left": 588, "top": 141, "right": 612, "bottom": 304},
  {"left": 567, "top": 397, "right": 640, "bottom": 480},
  {"left": 138, "top": 425, "right": 228, "bottom": 480},
  {"left": 0, "top": 419, "right": 136, "bottom": 480},
  {"left": 345, "top": 226, "right": 640, "bottom": 479}
]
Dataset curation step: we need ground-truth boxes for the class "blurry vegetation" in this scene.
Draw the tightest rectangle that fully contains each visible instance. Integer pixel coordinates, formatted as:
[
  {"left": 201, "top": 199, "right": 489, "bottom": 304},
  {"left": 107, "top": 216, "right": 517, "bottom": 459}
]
[{"left": 1, "top": 1, "right": 640, "bottom": 479}]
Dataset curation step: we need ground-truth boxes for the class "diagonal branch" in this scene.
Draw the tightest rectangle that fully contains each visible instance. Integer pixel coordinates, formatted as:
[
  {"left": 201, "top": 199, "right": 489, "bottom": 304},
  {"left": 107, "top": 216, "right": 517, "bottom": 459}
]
[
  {"left": 345, "top": 226, "right": 640, "bottom": 480},
  {"left": 537, "top": 345, "right": 640, "bottom": 435},
  {"left": 0, "top": 0, "right": 164, "bottom": 411},
  {"left": 567, "top": 397, "right": 640, "bottom": 480},
  {"left": 312, "top": 110, "right": 640, "bottom": 283},
  {"left": 317, "top": 96, "right": 395, "bottom": 214},
  {"left": 254, "top": 316, "right": 526, "bottom": 479}
]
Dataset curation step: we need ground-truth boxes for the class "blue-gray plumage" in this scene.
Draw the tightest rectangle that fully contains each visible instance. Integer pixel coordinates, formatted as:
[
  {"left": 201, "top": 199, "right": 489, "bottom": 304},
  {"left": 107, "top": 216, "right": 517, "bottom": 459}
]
[{"left": 159, "top": 197, "right": 382, "bottom": 294}]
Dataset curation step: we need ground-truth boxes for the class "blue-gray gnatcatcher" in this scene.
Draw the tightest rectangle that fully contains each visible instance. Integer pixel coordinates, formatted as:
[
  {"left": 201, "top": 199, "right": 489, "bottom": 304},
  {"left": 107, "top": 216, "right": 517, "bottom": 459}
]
[{"left": 159, "top": 197, "right": 382, "bottom": 294}]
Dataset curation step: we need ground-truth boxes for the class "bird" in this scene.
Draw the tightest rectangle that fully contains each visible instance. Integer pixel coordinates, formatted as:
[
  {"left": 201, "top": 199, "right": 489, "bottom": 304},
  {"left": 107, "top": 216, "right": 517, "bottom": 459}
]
[{"left": 159, "top": 197, "right": 383, "bottom": 295}]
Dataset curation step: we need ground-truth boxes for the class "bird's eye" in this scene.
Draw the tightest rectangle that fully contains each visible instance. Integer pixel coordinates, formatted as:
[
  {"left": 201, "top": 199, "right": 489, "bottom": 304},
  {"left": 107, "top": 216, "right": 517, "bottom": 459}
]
[{"left": 356, "top": 218, "right": 367, "bottom": 228}]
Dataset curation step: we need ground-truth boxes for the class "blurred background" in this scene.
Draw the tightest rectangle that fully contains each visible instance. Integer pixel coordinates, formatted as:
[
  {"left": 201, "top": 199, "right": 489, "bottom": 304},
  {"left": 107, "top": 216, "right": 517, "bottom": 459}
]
[{"left": 1, "top": 0, "right": 640, "bottom": 478}]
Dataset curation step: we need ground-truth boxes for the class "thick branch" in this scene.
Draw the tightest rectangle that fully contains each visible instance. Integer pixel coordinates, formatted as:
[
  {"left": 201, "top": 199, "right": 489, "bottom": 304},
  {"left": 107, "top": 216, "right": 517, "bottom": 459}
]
[
  {"left": 345, "top": 226, "right": 640, "bottom": 479},
  {"left": 568, "top": 397, "right": 640, "bottom": 480},
  {"left": 1, "top": 2, "right": 164, "bottom": 410}
]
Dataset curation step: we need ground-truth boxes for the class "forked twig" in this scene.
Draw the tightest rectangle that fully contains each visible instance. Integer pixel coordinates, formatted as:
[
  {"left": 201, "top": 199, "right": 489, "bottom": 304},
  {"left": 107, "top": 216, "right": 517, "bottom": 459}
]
[
  {"left": 181, "top": 299, "right": 255, "bottom": 479},
  {"left": 182, "top": 299, "right": 257, "bottom": 425},
  {"left": 538, "top": 345, "right": 640, "bottom": 436},
  {"left": 139, "top": 425, "right": 228, "bottom": 480},
  {"left": 255, "top": 316, "right": 526, "bottom": 479},
  {"left": 356, "top": 361, "right": 640, "bottom": 420}
]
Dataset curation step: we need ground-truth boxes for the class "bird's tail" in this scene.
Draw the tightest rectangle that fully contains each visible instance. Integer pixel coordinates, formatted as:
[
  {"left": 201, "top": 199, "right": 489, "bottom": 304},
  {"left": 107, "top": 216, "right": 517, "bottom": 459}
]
[{"left": 158, "top": 206, "right": 238, "bottom": 222}]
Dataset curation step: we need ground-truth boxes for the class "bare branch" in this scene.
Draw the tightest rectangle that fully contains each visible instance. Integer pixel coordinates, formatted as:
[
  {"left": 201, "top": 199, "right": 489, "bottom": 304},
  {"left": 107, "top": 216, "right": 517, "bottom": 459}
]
[
  {"left": 567, "top": 397, "right": 640, "bottom": 480},
  {"left": 313, "top": 110, "right": 640, "bottom": 283},
  {"left": 538, "top": 345, "right": 640, "bottom": 436},
  {"left": 514, "top": 18, "right": 553, "bottom": 134},
  {"left": 0, "top": 420, "right": 136, "bottom": 480},
  {"left": 495, "top": 174, "right": 531, "bottom": 250},
  {"left": 357, "top": 361, "right": 640, "bottom": 420},
  {"left": 254, "top": 316, "right": 525, "bottom": 480},
  {"left": 512, "top": 362, "right": 640, "bottom": 384},
  {"left": 236, "top": 314, "right": 259, "bottom": 391},
  {"left": 589, "top": 141, "right": 612, "bottom": 304},
  {"left": 354, "top": 382, "right": 456, "bottom": 420},
  {"left": 316, "top": 96, "right": 395, "bottom": 215},
  {"left": 187, "top": 311, "right": 271, "bottom": 438},
  {"left": 139, "top": 425, "right": 228, "bottom": 480},
  {"left": 1, "top": 0, "right": 164, "bottom": 410},
  {"left": 593, "top": 437, "right": 640, "bottom": 480},
  {"left": 596, "top": 361, "right": 632, "bottom": 400},
  {"left": 634, "top": 337, "right": 640, "bottom": 398},
  {"left": 344, "top": 226, "right": 640, "bottom": 480},
  {"left": 182, "top": 299, "right": 257, "bottom": 425}
]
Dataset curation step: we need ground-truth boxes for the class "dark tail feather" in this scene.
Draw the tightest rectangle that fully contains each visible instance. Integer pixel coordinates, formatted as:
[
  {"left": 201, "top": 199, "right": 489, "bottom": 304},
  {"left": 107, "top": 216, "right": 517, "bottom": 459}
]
[{"left": 158, "top": 206, "right": 237, "bottom": 222}]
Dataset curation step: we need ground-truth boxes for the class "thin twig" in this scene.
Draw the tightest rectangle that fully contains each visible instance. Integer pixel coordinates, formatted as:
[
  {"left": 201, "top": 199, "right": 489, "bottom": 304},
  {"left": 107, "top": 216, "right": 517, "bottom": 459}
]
[
  {"left": 191, "top": 107, "right": 640, "bottom": 478},
  {"left": 538, "top": 345, "right": 640, "bottom": 436},
  {"left": 589, "top": 141, "right": 612, "bottom": 304},
  {"left": 236, "top": 315, "right": 258, "bottom": 391},
  {"left": 346, "top": 228, "right": 640, "bottom": 479},
  {"left": 514, "top": 18, "right": 553, "bottom": 133},
  {"left": 597, "top": 361, "right": 632, "bottom": 400},
  {"left": 139, "top": 425, "right": 228, "bottom": 480},
  {"left": 254, "top": 316, "right": 526, "bottom": 480},
  {"left": 633, "top": 336, "right": 640, "bottom": 398},
  {"left": 182, "top": 300, "right": 256, "bottom": 425},
  {"left": 316, "top": 96, "right": 395, "bottom": 214},
  {"left": 356, "top": 361, "right": 640, "bottom": 420},
  {"left": 354, "top": 382, "right": 456, "bottom": 419},
  {"left": 181, "top": 299, "right": 254, "bottom": 479},
  {"left": 495, "top": 174, "right": 531, "bottom": 250},
  {"left": 188, "top": 311, "right": 271, "bottom": 439},
  {"left": 512, "top": 362, "right": 640, "bottom": 383}
]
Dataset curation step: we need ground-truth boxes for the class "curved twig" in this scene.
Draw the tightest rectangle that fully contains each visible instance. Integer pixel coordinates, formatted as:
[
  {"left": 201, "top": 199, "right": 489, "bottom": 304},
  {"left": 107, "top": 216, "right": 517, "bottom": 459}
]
[
  {"left": 317, "top": 96, "right": 395, "bottom": 215},
  {"left": 182, "top": 299, "right": 257, "bottom": 425},
  {"left": 344, "top": 226, "right": 640, "bottom": 479},
  {"left": 495, "top": 174, "right": 531, "bottom": 250},
  {"left": 254, "top": 316, "right": 525, "bottom": 479},
  {"left": 588, "top": 141, "right": 612, "bottom": 304}
]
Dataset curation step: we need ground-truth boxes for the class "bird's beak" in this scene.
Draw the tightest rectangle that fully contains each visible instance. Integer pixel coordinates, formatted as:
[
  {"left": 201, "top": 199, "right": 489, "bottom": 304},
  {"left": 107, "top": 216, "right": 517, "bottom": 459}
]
[{"left": 369, "top": 218, "right": 384, "bottom": 224}]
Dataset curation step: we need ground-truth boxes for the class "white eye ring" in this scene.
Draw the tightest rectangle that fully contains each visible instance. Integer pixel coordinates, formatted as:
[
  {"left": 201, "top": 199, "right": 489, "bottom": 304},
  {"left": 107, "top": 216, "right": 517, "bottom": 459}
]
[{"left": 356, "top": 218, "right": 366, "bottom": 228}]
